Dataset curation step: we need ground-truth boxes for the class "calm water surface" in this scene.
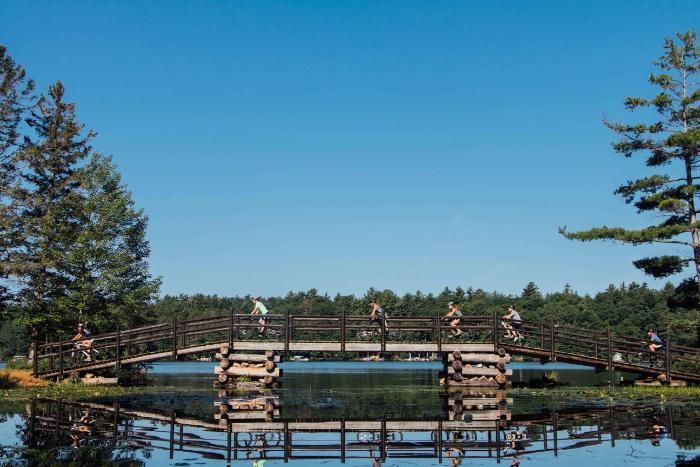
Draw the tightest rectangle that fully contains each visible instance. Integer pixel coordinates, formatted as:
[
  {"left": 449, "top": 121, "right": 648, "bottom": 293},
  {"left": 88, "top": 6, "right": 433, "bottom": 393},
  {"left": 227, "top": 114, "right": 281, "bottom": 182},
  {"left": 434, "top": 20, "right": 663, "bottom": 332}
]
[{"left": 0, "top": 361, "right": 698, "bottom": 466}]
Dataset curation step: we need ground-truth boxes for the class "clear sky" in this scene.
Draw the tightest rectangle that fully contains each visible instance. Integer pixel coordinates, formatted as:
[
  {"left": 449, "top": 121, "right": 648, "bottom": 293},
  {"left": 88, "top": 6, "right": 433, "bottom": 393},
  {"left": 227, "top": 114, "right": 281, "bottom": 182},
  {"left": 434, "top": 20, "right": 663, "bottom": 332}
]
[{"left": 2, "top": 1, "right": 698, "bottom": 298}]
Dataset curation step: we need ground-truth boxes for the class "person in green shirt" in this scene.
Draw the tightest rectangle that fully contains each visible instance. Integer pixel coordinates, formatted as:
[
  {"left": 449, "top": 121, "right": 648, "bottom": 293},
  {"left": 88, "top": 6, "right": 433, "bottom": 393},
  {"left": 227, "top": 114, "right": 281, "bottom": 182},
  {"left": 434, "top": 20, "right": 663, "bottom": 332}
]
[
  {"left": 445, "top": 301, "right": 463, "bottom": 337},
  {"left": 250, "top": 296, "right": 269, "bottom": 337}
]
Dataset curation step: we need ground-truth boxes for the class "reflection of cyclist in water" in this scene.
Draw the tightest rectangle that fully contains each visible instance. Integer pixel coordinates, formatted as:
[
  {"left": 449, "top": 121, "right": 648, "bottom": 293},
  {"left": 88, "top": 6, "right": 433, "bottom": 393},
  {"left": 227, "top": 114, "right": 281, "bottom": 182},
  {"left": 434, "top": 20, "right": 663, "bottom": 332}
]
[
  {"left": 650, "top": 418, "right": 667, "bottom": 446},
  {"left": 69, "top": 410, "right": 93, "bottom": 448},
  {"left": 446, "top": 431, "right": 464, "bottom": 458},
  {"left": 246, "top": 452, "right": 266, "bottom": 467},
  {"left": 369, "top": 447, "right": 382, "bottom": 466},
  {"left": 511, "top": 457, "right": 521, "bottom": 467}
]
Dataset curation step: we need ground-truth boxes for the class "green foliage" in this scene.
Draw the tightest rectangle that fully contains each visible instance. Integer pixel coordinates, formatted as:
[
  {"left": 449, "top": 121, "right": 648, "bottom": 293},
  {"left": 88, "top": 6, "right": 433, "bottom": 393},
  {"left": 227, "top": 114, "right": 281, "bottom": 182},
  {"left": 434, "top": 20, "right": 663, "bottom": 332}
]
[
  {"left": 4, "top": 81, "right": 93, "bottom": 337},
  {"left": 560, "top": 31, "right": 700, "bottom": 298},
  {"left": 59, "top": 154, "right": 161, "bottom": 331},
  {"left": 0, "top": 46, "right": 35, "bottom": 315},
  {"left": 148, "top": 282, "right": 699, "bottom": 348},
  {"left": 0, "top": 47, "right": 159, "bottom": 343}
]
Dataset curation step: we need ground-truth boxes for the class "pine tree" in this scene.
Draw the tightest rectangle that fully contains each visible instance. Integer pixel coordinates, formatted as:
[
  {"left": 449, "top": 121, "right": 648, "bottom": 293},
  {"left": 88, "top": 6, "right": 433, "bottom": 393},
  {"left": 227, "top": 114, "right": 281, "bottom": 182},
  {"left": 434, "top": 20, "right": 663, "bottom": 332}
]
[
  {"left": 0, "top": 46, "right": 35, "bottom": 310},
  {"left": 560, "top": 31, "right": 700, "bottom": 292},
  {"left": 59, "top": 154, "right": 160, "bottom": 330},
  {"left": 519, "top": 281, "right": 544, "bottom": 312},
  {"left": 6, "top": 81, "right": 92, "bottom": 338}
]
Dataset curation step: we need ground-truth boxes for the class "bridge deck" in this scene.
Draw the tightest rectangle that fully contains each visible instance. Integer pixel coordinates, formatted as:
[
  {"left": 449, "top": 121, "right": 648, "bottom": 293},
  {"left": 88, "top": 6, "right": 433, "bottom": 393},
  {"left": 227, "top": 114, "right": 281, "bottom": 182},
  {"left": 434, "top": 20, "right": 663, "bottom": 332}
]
[{"left": 34, "top": 313, "right": 700, "bottom": 383}]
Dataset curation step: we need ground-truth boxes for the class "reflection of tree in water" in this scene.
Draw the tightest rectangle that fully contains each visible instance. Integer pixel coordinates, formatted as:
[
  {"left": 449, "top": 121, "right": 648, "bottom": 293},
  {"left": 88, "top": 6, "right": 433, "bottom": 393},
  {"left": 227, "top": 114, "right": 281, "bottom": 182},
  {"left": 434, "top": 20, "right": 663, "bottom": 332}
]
[
  {"left": 0, "top": 403, "right": 145, "bottom": 467},
  {"left": 0, "top": 441, "right": 144, "bottom": 466}
]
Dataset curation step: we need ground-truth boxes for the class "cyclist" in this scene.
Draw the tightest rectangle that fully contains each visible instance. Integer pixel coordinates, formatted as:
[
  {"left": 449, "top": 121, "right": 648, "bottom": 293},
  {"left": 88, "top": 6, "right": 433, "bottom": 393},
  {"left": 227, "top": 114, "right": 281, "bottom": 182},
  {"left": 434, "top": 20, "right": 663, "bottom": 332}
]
[
  {"left": 502, "top": 305, "right": 523, "bottom": 340},
  {"left": 445, "top": 302, "right": 463, "bottom": 337},
  {"left": 369, "top": 299, "right": 390, "bottom": 330},
  {"left": 251, "top": 296, "right": 270, "bottom": 337},
  {"left": 648, "top": 329, "right": 664, "bottom": 353},
  {"left": 71, "top": 323, "right": 96, "bottom": 362}
]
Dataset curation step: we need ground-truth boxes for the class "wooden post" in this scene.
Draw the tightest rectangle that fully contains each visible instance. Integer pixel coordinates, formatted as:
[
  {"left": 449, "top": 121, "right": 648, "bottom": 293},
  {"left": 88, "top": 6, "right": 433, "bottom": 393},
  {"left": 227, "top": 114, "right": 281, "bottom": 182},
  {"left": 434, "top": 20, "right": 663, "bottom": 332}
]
[
  {"left": 285, "top": 312, "right": 291, "bottom": 352},
  {"left": 437, "top": 420, "right": 443, "bottom": 463},
  {"left": 550, "top": 320, "right": 556, "bottom": 362},
  {"left": 539, "top": 323, "right": 544, "bottom": 349},
  {"left": 32, "top": 341, "right": 38, "bottom": 378},
  {"left": 488, "top": 430, "right": 493, "bottom": 457},
  {"left": 58, "top": 340, "right": 64, "bottom": 382},
  {"left": 553, "top": 411, "right": 558, "bottom": 456},
  {"left": 436, "top": 312, "right": 442, "bottom": 352},
  {"left": 380, "top": 312, "right": 386, "bottom": 353},
  {"left": 127, "top": 331, "right": 133, "bottom": 356},
  {"left": 495, "top": 419, "right": 501, "bottom": 463},
  {"left": 284, "top": 421, "right": 291, "bottom": 461},
  {"left": 171, "top": 316, "right": 178, "bottom": 361},
  {"left": 665, "top": 325, "right": 671, "bottom": 385},
  {"left": 543, "top": 423, "right": 548, "bottom": 450},
  {"left": 340, "top": 420, "right": 346, "bottom": 463},
  {"left": 607, "top": 328, "right": 613, "bottom": 386},
  {"left": 169, "top": 411, "right": 175, "bottom": 459},
  {"left": 341, "top": 309, "right": 346, "bottom": 353},
  {"left": 594, "top": 332, "right": 599, "bottom": 359},
  {"left": 226, "top": 422, "right": 232, "bottom": 463},
  {"left": 113, "top": 401, "right": 119, "bottom": 444},
  {"left": 381, "top": 420, "right": 387, "bottom": 461},
  {"left": 609, "top": 405, "right": 616, "bottom": 447},
  {"left": 228, "top": 309, "right": 234, "bottom": 348},
  {"left": 28, "top": 397, "right": 36, "bottom": 448},
  {"left": 115, "top": 325, "right": 121, "bottom": 374},
  {"left": 493, "top": 311, "right": 499, "bottom": 353}
]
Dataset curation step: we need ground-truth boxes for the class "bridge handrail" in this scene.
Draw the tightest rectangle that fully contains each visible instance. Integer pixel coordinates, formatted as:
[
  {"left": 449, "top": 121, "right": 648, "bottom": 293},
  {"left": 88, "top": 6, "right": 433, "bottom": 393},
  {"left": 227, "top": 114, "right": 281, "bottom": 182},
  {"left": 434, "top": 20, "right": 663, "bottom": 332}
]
[{"left": 33, "top": 312, "right": 700, "bottom": 379}]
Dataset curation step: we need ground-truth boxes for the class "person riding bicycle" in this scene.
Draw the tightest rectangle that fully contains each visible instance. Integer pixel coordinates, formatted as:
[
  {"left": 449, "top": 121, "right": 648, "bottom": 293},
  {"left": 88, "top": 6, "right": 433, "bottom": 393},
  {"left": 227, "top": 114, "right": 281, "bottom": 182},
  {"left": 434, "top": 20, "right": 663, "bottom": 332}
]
[
  {"left": 648, "top": 329, "right": 664, "bottom": 353},
  {"left": 71, "top": 323, "right": 96, "bottom": 362},
  {"left": 250, "top": 296, "right": 270, "bottom": 337},
  {"left": 369, "top": 299, "right": 389, "bottom": 330},
  {"left": 445, "top": 302, "right": 463, "bottom": 337},
  {"left": 502, "top": 305, "right": 523, "bottom": 340}
]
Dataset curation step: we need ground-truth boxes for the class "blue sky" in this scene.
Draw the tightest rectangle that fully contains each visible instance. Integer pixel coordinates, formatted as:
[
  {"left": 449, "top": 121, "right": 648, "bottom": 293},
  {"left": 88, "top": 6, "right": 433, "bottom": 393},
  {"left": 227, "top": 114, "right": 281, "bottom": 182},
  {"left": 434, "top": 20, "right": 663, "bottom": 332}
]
[{"left": 2, "top": 1, "right": 698, "bottom": 297}]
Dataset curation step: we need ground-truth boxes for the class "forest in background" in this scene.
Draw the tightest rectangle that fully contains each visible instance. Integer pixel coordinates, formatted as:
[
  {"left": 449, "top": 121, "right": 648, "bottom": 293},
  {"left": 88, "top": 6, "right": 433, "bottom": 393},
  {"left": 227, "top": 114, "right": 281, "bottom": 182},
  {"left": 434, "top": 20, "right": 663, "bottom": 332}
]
[{"left": 2, "top": 280, "right": 700, "bottom": 359}]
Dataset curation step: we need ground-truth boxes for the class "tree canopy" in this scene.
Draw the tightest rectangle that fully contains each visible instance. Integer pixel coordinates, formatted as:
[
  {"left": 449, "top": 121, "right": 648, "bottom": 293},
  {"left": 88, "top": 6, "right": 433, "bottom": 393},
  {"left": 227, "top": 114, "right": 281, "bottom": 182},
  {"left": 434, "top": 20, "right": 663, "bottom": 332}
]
[
  {"left": 0, "top": 46, "right": 159, "bottom": 342},
  {"left": 560, "top": 31, "right": 700, "bottom": 296}
]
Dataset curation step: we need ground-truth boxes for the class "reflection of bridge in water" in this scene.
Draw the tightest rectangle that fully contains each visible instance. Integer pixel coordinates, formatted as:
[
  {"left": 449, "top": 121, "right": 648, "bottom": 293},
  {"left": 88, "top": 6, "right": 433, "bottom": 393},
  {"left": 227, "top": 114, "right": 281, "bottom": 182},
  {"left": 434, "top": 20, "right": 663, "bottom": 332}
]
[
  {"left": 34, "top": 314, "right": 700, "bottom": 384},
  {"left": 27, "top": 393, "right": 681, "bottom": 464}
]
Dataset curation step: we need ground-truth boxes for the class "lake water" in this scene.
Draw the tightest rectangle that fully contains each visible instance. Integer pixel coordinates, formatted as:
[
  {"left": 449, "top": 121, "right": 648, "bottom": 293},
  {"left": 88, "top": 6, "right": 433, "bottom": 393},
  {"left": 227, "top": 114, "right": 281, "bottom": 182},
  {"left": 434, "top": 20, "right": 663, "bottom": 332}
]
[{"left": 1, "top": 361, "right": 699, "bottom": 466}]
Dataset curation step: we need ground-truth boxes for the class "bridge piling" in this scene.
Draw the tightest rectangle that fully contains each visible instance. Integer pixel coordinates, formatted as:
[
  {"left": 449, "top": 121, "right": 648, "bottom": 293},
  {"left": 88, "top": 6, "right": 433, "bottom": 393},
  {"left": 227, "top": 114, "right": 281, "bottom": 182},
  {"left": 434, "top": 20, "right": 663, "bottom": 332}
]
[
  {"left": 442, "top": 349, "right": 510, "bottom": 388},
  {"left": 215, "top": 348, "right": 281, "bottom": 389}
]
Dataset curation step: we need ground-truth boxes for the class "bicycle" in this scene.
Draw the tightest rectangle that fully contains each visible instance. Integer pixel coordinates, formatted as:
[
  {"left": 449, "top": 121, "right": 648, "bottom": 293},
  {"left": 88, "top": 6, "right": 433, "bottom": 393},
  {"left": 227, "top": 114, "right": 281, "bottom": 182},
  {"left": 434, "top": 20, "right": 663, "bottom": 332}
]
[{"left": 500, "top": 321, "right": 525, "bottom": 345}]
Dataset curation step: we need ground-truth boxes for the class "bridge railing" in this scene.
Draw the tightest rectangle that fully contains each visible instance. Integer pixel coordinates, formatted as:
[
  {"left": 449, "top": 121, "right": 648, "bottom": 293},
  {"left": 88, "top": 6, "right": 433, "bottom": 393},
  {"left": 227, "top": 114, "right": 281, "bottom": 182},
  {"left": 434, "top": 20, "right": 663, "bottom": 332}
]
[{"left": 34, "top": 312, "right": 700, "bottom": 379}]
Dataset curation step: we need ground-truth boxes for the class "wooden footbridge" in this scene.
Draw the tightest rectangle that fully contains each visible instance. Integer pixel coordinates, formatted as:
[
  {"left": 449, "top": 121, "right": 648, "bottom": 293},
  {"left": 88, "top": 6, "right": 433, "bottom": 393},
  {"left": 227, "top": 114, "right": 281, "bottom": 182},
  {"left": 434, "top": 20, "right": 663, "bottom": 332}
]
[
  {"left": 26, "top": 396, "right": 679, "bottom": 464},
  {"left": 32, "top": 313, "right": 700, "bottom": 383}
]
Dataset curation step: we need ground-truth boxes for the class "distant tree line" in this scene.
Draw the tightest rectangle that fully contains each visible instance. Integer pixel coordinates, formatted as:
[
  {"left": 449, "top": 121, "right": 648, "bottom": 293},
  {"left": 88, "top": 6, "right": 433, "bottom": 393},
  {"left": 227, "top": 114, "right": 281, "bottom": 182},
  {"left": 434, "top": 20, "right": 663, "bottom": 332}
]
[{"left": 149, "top": 282, "right": 699, "bottom": 348}]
